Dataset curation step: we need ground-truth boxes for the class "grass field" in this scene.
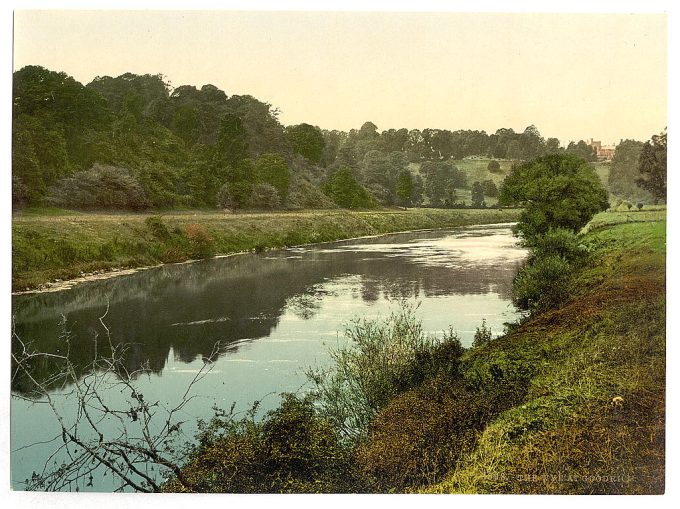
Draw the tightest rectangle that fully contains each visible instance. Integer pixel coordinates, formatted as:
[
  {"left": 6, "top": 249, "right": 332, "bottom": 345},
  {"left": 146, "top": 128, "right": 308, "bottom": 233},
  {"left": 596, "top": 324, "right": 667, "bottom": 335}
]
[
  {"left": 424, "top": 210, "right": 665, "bottom": 494},
  {"left": 12, "top": 207, "right": 522, "bottom": 291}
]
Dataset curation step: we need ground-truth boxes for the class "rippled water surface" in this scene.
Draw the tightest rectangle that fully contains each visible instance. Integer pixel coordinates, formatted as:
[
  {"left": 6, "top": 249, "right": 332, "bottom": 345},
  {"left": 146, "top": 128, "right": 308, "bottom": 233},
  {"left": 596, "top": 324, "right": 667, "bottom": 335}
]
[{"left": 11, "top": 223, "right": 527, "bottom": 490}]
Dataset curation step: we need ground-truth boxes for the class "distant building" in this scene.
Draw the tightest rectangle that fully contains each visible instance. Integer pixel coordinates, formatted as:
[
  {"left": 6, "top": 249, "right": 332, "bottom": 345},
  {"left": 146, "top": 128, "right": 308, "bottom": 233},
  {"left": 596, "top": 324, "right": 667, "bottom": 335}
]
[{"left": 588, "top": 138, "right": 616, "bottom": 161}]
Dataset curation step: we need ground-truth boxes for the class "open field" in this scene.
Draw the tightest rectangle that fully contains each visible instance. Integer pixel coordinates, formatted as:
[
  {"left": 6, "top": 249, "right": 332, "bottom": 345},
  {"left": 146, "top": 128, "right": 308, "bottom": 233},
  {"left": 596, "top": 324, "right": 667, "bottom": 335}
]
[
  {"left": 424, "top": 212, "right": 665, "bottom": 493},
  {"left": 12, "top": 207, "right": 521, "bottom": 291}
]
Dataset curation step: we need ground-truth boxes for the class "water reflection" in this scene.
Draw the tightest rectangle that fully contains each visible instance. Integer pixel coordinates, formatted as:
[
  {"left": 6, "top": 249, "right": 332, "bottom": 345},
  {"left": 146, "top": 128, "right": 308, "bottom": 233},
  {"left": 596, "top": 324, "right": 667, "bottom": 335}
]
[{"left": 12, "top": 225, "right": 526, "bottom": 394}]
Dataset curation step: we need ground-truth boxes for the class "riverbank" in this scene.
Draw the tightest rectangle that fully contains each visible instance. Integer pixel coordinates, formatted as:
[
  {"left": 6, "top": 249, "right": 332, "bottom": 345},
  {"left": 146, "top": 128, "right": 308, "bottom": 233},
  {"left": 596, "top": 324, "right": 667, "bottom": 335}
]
[
  {"left": 12, "top": 208, "right": 521, "bottom": 292},
  {"left": 424, "top": 211, "right": 666, "bottom": 493},
  {"left": 162, "top": 210, "right": 665, "bottom": 494}
]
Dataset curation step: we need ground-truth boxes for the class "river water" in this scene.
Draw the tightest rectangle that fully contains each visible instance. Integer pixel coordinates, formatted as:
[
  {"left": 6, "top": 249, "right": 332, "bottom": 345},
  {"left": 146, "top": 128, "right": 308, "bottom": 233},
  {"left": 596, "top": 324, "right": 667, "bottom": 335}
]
[{"left": 10, "top": 223, "right": 527, "bottom": 491}]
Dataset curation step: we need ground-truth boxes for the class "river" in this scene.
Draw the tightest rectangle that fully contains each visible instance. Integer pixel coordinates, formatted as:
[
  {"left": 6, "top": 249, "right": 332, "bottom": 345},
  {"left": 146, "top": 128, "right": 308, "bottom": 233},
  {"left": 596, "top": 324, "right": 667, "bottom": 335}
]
[{"left": 10, "top": 223, "right": 527, "bottom": 491}]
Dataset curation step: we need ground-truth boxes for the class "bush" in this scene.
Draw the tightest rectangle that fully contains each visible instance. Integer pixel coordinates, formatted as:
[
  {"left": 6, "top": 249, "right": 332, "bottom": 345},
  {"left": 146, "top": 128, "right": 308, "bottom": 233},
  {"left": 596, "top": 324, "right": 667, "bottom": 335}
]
[
  {"left": 46, "top": 164, "right": 150, "bottom": 210},
  {"left": 185, "top": 223, "right": 215, "bottom": 259},
  {"left": 321, "top": 168, "right": 377, "bottom": 209},
  {"left": 306, "top": 306, "right": 464, "bottom": 441},
  {"left": 472, "top": 319, "right": 493, "bottom": 348},
  {"left": 164, "top": 394, "right": 360, "bottom": 493},
  {"left": 527, "top": 228, "right": 588, "bottom": 264},
  {"left": 249, "top": 183, "right": 281, "bottom": 209},
  {"left": 145, "top": 216, "right": 171, "bottom": 241},
  {"left": 512, "top": 255, "right": 572, "bottom": 312},
  {"left": 487, "top": 160, "right": 502, "bottom": 173},
  {"left": 356, "top": 368, "right": 530, "bottom": 491}
]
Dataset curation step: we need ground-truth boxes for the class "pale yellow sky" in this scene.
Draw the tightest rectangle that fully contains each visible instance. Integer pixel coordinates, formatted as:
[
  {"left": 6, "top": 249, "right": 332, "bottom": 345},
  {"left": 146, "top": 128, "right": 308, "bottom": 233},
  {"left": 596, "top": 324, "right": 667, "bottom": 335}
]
[{"left": 13, "top": 10, "right": 667, "bottom": 144}]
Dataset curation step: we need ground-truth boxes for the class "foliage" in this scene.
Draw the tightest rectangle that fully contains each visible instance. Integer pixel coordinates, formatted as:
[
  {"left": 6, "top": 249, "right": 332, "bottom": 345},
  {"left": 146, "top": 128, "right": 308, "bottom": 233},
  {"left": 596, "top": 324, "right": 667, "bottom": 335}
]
[
  {"left": 512, "top": 254, "right": 572, "bottom": 312},
  {"left": 482, "top": 179, "right": 499, "bottom": 197},
  {"left": 321, "top": 168, "right": 377, "bottom": 209},
  {"left": 165, "top": 394, "right": 360, "bottom": 493},
  {"left": 185, "top": 223, "right": 215, "bottom": 259},
  {"left": 500, "top": 153, "right": 609, "bottom": 241},
  {"left": 472, "top": 319, "right": 493, "bottom": 348},
  {"left": 286, "top": 123, "right": 325, "bottom": 164},
  {"left": 306, "top": 305, "right": 464, "bottom": 441},
  {"left": 249, "top": 183, "right": 282, "bottom": 209},
  {"left": 46, "top": 164, "right": 150, "bottom": 210},
  {"left": 395, "top": 170, "right": 415, "bottom": 208},
  {"left": 470, "top": 181, "right": 485, "bottom": 208},
  {"left": 420, "top": 161, "right": 466, "bottom": 207},
  {"left": 255, "top": 153, "right": 290, "bottom": 204},
  {"left": 487, "top": 160, "right": 501, "bottom": 173},
  {"left": 636, "top": 130, "right": 667, "bottom": 203},
  {"left": 607, "top": 139, "right": 651, "bottom": 202}
]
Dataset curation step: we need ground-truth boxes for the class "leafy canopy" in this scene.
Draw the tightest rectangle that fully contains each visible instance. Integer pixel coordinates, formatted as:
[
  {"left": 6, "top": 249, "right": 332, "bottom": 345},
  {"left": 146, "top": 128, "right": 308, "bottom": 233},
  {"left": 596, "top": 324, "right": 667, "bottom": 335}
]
[{"left": 500, "top": 153, "right": 609, "bottom": 241}]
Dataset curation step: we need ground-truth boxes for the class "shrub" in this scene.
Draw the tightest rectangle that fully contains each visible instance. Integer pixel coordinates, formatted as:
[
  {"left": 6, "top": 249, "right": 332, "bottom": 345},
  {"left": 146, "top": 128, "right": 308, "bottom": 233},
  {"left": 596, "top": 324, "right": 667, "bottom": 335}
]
[
  {"left": 164, "top": 394, "right": 360, "bottom": 493},
  {"left": 46, "top": 164, "right": 150, "bottom": 210},
  {"left": 145, "top": 216, "right": 171, "bottom": 241},
  {"left": 487, "top": 160, "right": 502, "bottom": 173},
  {"left": 306, "top": 305, "right": 464, "bottom": 441},
  {"left": 185, "top": 223, "right": 215, "bottom": 259},
  {"left": 249, "top": 183, "right": 281, "bottom": 210},
  {"left": 472, "top": 319, "right": 493, "bottom": 348},
  {"left": 356, "top": 369, "right": 530, "bottom": 491},
  {"left": 527, "top": 228, "right": 588, "bottom": 264},
  {"left": 512, "top": 255, "right": 572, "bottom": 312}
]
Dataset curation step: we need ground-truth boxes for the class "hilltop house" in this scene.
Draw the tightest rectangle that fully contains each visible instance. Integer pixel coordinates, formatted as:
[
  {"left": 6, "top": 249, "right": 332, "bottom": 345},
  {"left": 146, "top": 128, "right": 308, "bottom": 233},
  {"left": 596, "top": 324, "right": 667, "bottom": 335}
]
[{"left": 587, "top": 139, "right": 616, "bottom": 161}]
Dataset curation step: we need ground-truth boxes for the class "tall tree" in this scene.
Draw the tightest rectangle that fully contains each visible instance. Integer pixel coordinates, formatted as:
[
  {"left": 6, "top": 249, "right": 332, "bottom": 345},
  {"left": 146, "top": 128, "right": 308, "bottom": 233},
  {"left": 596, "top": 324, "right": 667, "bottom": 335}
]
[
  {"left": 286, "top": 123, "right": 325, "bottom": 164},
  {"left": 636, "top": 130, "right": 667, "bottom": 204},
  {"left": 395, "top": 170, "right": 414, "bottom": 208},
  {"left": 500, "top": 153, "right": 609, "bottom": 241}
]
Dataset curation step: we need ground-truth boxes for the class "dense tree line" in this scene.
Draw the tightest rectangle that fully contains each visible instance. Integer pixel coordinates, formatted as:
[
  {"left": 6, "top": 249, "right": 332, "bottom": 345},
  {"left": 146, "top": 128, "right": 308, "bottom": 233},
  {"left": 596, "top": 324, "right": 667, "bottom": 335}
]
[{"left": 14, "top": 65, "right": 640, "bottom": 212}]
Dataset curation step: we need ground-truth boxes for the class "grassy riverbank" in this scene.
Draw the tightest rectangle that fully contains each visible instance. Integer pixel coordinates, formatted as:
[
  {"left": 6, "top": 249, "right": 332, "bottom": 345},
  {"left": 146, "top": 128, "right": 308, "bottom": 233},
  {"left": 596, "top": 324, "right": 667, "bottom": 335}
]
[
  {"left": 160, "top": 210, "right": 665, "bottom": 494},
  {"left": 424, "top": 211, "right": 665, "bottom": 493},
  {"left": 12, "top": 207, "right": 521, "bottom": 291}
]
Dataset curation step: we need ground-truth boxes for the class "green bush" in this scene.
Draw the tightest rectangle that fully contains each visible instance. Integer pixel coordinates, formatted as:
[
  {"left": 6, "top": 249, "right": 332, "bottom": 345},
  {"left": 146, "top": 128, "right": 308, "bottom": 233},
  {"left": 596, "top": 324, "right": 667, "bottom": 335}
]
[
  {"left": 512, "top": 255, "right": 572, "bottom": 312},
  {"left": 472, "top": 319, "right": 493, "bottom": 348},
  {"left": 46, "top": 164, "right": 150, "bottom": 211},
  {"left": 164, "top": 394, "right": 360, "bottom": 493},
  {"left": 145, "top": 216, "right": 171, "bottom": 241},
  {"left": 306, "top": 306, "right": 464, "bottom": 441},
  {"left": 527, "top": 228, "right": 588, "bottom": 263}
]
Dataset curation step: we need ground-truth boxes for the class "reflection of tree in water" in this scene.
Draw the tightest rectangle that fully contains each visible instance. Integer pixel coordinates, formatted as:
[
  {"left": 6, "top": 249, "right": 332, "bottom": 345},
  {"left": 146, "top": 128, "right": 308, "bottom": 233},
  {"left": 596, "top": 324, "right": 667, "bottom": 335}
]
[{"left": 12, "top": 227, "right": 525, "bottom": 394}]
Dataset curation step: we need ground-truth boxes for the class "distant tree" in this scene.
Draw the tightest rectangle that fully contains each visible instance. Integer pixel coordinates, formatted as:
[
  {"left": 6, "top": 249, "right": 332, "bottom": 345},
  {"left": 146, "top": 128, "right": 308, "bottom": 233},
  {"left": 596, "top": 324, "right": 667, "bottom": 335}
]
[
  {"left": 608, "top": 139, "right": 651, "bottom": 202},
  {"left": 286, "top": 123, "right": 325, "bottom": 164},
  {"left": 46, "top": 164, "right": 150, "bottom": 210},
  {"left": 636, "top": 130, "right": 667, "bottom": 203},
  {"left": 250, "top": 183, "right": 282, "bottom": 209},
  {"left": 481, "top": 180, "right": 499, "bottom": 198},
  {"left": 500, "top": 153, "right": 609, "bottom": 241},
  {"left": 487, "top": 160, "right": 501, "bottom": 173},
  {"left": 412, "top": 175, "right": 424, "bottom": 207},
  {"left": 321, "top": 168, "right": 377, "bottom": 209},
  {"left": 565, "top": 140, "right": 597, "bottom": 162},
  {"left": 545, "top": 137, "right": 561, "bottom": 154},
  {"left": 255, "top": 153, "right": 290, "bottom": 204},
  {"left": 215, "top": 114, "right": 250, "bottom": 167},
  {"left": 471, "top": 181, "right": 485, "bottom": 208},
  {"left": 395, "top": 170, "right": 414, "bottom": 208}
]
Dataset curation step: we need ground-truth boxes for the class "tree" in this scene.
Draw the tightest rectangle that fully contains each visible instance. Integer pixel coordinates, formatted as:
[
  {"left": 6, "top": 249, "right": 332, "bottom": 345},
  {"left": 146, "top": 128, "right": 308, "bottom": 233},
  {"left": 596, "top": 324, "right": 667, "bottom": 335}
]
[
  {"left": 395, "top": 170, "right": 414, "bottom": 209},
  {"left": 255, "top": 154, "right": 290, "bottom": 204},
  {"left": 286, "top": 123, "right": 325, "bottom": 164},
  {"left": 487, "top": 160, "right": 501, "bottom": 173},
  {"left": 321, "top": 168, "right": 376, "bottom": 209},
  {"left": 499, "top": 153, "right": 609, "bottom": 241},
  {"left": 46, "top": 164, "right": 150, "bottom": 211},
  {"left": 482, "top": 180, "right": 499, "bottom": 198},
  {"left": 608, "top": 139, "right": 649, "bottom": 202},
  {"left": 636, "top": 130, "right": 667, "bottom": 203},
  {"left": 470, "top": 181, "right": 485, "bottom": 208}
]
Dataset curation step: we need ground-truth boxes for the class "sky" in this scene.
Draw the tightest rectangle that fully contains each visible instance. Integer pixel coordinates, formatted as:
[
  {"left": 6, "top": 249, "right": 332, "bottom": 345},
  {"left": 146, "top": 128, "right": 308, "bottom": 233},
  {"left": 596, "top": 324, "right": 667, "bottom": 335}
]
[{"left": 13, "top": 10, "right": 667, "bottom": 145}]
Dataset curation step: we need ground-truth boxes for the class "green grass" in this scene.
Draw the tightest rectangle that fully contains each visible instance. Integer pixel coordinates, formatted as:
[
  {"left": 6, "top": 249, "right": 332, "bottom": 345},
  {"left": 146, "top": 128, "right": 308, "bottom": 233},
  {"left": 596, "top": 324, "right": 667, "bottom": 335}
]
[
  {"left": 424, "top": 217, "right": 665, "bottom": 494},
  {"left": 410, "top": 157, "right": 511, "bottom": 205},
  {"left": 12, "top": 207, "right": 522, "bottom": 291}
]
